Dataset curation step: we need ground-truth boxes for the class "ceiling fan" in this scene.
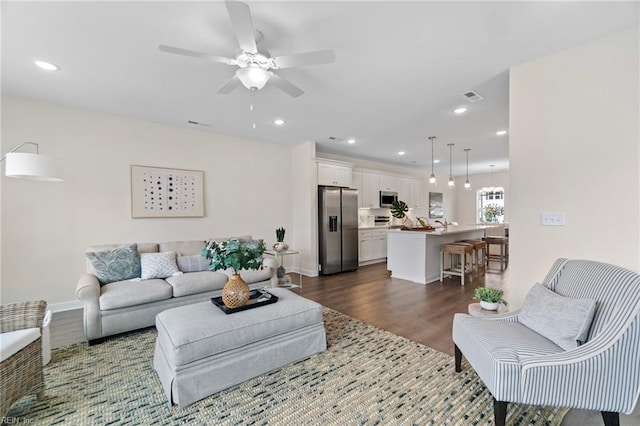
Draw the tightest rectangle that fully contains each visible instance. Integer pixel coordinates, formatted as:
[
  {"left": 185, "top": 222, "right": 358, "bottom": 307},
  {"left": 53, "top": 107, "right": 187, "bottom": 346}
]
[{"left": 159, "top": 0, "right": 335, "bottom": 98}]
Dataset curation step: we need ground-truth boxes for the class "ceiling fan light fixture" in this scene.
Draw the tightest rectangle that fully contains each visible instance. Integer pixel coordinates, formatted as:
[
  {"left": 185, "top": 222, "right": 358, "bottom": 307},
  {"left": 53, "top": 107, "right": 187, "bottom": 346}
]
[{"left": 236, "top": 65, "right": 270, "bottom": 90}]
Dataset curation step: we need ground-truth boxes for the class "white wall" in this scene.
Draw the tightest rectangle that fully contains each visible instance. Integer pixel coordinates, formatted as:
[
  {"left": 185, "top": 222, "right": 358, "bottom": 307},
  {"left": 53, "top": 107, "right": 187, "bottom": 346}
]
[
  {"left": 508, "top": 26, "right": 639, "bottom": 308},
  {"left": 1, "top": 96, "right": 293, "bottom": 304}
]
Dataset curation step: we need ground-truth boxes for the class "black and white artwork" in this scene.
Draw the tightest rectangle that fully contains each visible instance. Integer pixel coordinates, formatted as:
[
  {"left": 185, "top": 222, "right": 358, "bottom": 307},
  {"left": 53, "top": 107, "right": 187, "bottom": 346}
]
[
  {"left": 131, "top": 165, "right": 204, "bottom": 218},
  {"left": 429, "top": 192, "right": 444, "bottom": 219}
]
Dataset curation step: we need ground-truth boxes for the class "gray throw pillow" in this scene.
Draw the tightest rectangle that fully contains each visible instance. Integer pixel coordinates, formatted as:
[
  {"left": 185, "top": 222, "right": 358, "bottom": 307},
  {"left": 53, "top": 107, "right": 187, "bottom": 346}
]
[
  {"left": 86, "top": 244, "right": 141, "bottom": 285},
  {"left": 519, "top": 283, "right": 597, "bottom": 350},
  {"left": 140, "top": 251, "right": 179, "bottom": 280},
  {"left": 176, "top": 254, "right": 210, "bottom": 273}
]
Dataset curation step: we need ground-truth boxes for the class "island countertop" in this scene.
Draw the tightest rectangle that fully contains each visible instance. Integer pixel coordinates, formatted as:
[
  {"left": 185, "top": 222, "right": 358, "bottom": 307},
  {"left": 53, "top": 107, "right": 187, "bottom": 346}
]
[
  {"left": 387, "top": 225, "right": 491, "bottom": 236},
  {"left": 386, "top": 225, "right": 487, "bottom": 284}
]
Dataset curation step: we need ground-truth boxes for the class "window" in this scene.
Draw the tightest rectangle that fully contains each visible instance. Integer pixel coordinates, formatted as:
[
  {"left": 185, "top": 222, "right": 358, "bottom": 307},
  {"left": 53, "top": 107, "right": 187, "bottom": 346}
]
[{"left": 478, "top": 189, "right": 505, "bottom": 223}]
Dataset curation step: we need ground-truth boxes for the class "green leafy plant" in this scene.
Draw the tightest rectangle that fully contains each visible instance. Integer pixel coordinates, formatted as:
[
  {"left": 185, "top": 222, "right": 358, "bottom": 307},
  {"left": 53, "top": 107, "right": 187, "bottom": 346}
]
[
  {"left": 275, "top": 227, "right": 286, "bottom": 242},
  {"left": 473, "top": 287, "right": 507, "bottom": 306},
  {"left": 201, "top": 238, "right": 266, "bottom": 275},
  {"left": 390, "top": 200, "right": 409, "bottom": 219},
  {"left": 483, "top": 204, "right": 504, "bottom": 223}
]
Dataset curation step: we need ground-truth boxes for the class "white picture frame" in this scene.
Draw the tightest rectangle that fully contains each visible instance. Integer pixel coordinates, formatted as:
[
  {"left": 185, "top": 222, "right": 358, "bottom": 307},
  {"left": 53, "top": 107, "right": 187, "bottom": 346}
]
[{"left": 131, "top": 165, "right": 204, "bottom": 218}]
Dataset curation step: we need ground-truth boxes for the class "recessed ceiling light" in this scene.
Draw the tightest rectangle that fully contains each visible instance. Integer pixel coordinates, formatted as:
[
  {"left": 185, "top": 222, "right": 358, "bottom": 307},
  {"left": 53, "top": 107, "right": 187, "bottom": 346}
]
[
  {"left": 273, "top": 118, "right": 285, "bottom": 126},
  {"left": 496, "top": 130, "right": 508, "bottom": 136},
  {"left": 434, "top": 159, "right": 441, "bottom": 163},
  {"left": 398, "top": 151, "right": 406, "bottom": 156},
  {"left": 453, "top": 107, "right": 468, "bottom": 114},
  {"left": 34, "top": 60, "right": 59, "bottom": 71},
  {"left": 347, "top": 138, "right": 356, "bottom": 144}
]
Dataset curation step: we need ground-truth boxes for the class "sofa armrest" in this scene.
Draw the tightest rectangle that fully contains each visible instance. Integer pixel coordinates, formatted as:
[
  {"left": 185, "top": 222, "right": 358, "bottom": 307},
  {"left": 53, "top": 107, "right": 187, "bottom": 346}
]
[
  {"left": 262, "top": 257, "right": 279, "bottom": 287},
  {"left": 76, "top": 273, "right": 102, "bottom": 341}
]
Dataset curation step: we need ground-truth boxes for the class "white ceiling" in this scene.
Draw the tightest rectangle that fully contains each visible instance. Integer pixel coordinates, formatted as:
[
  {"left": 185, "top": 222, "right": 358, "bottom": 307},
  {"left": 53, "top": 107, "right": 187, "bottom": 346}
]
[{"left": 2, "top": 1, "right": 638, "bottom": 176}]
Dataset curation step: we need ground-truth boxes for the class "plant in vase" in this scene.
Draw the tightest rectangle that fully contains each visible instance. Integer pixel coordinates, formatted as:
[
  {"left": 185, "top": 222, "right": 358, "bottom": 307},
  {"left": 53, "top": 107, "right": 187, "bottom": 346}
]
[
  {"left": 390, "top": 200, "right": 412, "bottom": 228},
  {"left": 202, "top": 238, "right": 266, "bottom": 308},
  {"left": 273, "top": 227, "right": 289, "bottom": 252},
  {"left": 473, "top": 287, "right": 508, "bottom": 311}
]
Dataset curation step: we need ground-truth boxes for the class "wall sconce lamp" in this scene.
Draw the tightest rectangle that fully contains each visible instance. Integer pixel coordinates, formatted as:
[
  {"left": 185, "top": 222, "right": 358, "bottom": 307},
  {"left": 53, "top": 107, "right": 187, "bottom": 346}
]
[{"left": 1, "top": 142, "right": 64, "bottom": 181}]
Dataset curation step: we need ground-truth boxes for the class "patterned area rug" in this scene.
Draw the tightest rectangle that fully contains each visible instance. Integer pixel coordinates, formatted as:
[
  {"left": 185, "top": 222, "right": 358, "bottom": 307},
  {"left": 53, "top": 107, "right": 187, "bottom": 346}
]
[{"left": 8, "top": 308, "right": 567, "bottom": 425}]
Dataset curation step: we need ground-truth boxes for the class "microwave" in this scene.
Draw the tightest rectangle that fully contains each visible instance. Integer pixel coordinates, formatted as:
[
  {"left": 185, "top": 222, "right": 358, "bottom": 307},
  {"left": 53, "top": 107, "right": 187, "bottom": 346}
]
[{"left": 379, "top": 191, "right": 398, "bottom": 208}]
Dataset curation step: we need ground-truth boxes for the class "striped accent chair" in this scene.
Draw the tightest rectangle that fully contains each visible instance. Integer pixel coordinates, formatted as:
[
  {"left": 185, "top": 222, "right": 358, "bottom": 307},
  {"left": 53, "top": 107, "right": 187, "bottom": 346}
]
[{"left": 453, "top": 258, "right": 640, "bottom": 426}]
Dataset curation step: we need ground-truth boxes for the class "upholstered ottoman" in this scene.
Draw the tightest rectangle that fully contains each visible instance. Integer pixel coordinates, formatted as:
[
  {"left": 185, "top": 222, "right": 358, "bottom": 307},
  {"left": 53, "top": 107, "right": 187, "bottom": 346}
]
[{"left": 153, "top": 288, "right": 327, "bottom": 407}]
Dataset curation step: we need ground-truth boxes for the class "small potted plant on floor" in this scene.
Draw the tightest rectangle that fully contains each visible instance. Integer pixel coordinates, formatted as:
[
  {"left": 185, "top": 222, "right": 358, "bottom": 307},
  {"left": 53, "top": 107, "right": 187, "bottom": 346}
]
[
  {"left": 202, "top": 238, "right": 266, "bottom": 308},
  {"left": 474, "top": 287, "right": 508, "bottom": 311}
]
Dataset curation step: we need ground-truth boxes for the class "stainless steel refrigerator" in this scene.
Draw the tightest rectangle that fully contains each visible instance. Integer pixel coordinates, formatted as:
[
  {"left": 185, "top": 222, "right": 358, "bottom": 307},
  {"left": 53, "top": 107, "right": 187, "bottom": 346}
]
[{"left": 318, "top": 186, "right": 359, "bottom": 275}]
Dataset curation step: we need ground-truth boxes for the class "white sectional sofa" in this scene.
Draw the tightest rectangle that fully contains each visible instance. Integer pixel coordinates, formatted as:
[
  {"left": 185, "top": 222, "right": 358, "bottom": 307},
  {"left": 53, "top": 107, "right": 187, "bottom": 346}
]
[{"left": 76, "top": 238, "right": 277, "bottom": 343}]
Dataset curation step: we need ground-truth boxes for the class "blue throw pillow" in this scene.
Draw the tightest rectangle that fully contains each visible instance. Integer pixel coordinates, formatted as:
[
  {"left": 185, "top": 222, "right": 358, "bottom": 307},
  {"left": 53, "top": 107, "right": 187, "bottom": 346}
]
[{"left": 86, "top": 244, "right": 141, "bottom": 285}]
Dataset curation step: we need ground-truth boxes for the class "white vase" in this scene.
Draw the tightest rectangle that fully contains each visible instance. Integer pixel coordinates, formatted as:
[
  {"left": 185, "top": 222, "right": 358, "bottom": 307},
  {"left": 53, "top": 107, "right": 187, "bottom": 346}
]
[{"left": 480, "top": 300, "right": 499, "bottom": 311}]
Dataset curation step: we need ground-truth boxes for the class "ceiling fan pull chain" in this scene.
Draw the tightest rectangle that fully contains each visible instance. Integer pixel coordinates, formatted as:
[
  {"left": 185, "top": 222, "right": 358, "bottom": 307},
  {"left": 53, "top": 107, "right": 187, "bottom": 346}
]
[{"left": 251, "top": 90, "right": 256, "bottom": 130}]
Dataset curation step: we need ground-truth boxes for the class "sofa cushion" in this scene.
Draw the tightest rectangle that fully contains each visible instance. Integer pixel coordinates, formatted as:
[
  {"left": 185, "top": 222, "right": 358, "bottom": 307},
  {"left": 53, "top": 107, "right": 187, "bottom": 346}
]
[
  {"left": 159, "top": 237, "right": 252, "bottom": 256},
  {"left": 222, "top": 267, "right": 272, "bottom": 284},
  {"left": 99, "top": 279, "right": 172, "bottom": 310},
  {"left": 165, "top": 271, "right": 229, "bottom": 297},
  {"left": 86, "top": 243, "right": 158, "bottom": 275},
  {"left": 176, "top": 254, "right": 210, "bottom": 273},
  {"left": 519, "top": 283, "right": 597, "bottom": 350},
  {"left": 0, "top": 328, "right": 40, "bottom": 362},
  {"left": 86, "top": 244, "right": 141, "bottom": 285},
  {"left": 141, "top": 252, "right": 179, "bottom": 279}
]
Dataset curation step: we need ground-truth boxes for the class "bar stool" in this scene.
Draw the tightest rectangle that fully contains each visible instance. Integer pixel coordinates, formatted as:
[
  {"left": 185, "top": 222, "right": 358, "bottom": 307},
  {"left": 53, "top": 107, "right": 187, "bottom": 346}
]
[
  {"left": 459, "top": 239, "right": 487, "bottom": 278},
  {"left": 485, "top": 236, "right": 509, "bottom": 271},
  {"left": 440, "top": 243, "right": 474, "bottom": 286}
]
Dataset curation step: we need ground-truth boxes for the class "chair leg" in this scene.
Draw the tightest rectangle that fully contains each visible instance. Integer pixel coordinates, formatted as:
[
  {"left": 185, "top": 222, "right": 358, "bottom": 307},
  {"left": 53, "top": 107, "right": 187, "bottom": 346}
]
[
  {"left": 454, "top": 344, "right": 462, "bottom": 372},
  {"left": 493, "top": 399, "right": 508, "bottom": 426},
  {"left": 601, "top": 411, "right": 620, "bottom": 426}
]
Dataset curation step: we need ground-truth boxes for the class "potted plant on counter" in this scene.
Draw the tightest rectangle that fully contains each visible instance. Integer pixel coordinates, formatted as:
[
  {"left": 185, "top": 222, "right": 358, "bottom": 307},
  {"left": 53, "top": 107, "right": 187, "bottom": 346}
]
[
  {"left": 202, "top": 238, "right": 266, "bottom": 308},
  {"left": 390, "top": 200, "right": 412, "bottom": 228},
  {"left": 474, "top": 287, "right": 508, "bottom": 311}
]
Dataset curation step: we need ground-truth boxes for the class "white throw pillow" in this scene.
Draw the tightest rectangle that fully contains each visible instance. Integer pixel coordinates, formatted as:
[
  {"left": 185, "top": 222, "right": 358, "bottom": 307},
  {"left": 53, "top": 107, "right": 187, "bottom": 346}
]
[
  {"left": 519, "top": 283, "right": 597, "bottom": 350},
  {"left": 140, "top": 251, "right": 179, "bottom": 280},
  {"left": 176, "top": 254, "right": 210, "bottom": 273}
]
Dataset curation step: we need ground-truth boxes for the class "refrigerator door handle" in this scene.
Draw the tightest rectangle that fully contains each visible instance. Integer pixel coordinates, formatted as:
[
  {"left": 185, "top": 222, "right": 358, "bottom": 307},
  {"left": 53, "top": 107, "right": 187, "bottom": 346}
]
[{"left": 329, "top": 216, "right": 338, "bottom": 232}]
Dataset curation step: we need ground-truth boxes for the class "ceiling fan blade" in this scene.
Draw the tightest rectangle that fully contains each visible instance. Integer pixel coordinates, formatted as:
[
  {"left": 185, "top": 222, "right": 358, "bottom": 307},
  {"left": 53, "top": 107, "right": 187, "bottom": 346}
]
[
  {"left": 269, "top": 74, "right": 304, "bottom": 98},
  {"left": 217, "top": 75, "right": 242, "bottom": 94},
  {"left": 158, "top": 45, "right": 236, "bottom": 65},
  {"left": 225, "top": 1, "right": 257, "bottom": 54},
  {"left": 272, "top": 49, "right": 335, "bottom": 69}
]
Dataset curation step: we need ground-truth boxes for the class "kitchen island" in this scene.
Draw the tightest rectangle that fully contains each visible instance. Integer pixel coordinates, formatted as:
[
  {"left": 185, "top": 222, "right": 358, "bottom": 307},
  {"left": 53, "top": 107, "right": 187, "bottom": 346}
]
[{"left": 386, "top": 225, "right": 488, "bottom": 284}]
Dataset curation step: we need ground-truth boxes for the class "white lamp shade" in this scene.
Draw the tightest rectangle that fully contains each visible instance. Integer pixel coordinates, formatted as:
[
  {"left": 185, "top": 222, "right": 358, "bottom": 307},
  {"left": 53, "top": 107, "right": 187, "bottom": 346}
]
[
  {"left": 5, "top": 152, "right": 64, "bottom": 181},
  {"left": 236, "top": 66, "right": 271, "bottom": 90}
]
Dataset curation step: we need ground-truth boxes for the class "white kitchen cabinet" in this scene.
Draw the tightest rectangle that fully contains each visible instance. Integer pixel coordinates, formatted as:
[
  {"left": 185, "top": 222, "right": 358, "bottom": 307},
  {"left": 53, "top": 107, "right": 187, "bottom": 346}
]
[
  {"left": 317, "top": 161, "right": 352, "bottom": 187},
  {"left": 399, "top": 177, "right": 422, "bottom": 209},
  {"left": 359, "top": 228, "right": 388, "bottom": 263},
  {"left": 351, "top": 171, "right": 363, "bottom": 207},
  {"left": 361, "top": 172, "right": 380, "bottom": 208},
  {"left": 379, "top": 175, "right": 398, "bottom": 192}
]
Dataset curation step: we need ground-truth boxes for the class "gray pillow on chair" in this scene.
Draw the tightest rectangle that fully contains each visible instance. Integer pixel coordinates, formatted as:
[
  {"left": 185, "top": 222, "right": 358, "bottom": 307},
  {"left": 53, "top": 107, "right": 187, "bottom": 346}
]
[{"left": 519, "top": 283, "right": 597, "bottom": 350}]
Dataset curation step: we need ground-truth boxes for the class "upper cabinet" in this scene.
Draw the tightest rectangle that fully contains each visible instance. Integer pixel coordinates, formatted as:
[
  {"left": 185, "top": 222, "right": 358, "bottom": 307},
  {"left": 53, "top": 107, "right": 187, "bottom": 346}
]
[
  {"left": 399, "top": 177, "right": 422, "bottom": 209},
  {"left": 379, "top": 175, "right": 398, "bottom": 192},
  {"left": 361, "top": 172, "right": 380, "bottom": 208},
  {"left": 352, "top": 171, "right": 363, "bottom": 207},
  {"left": 317, "top": 160, "right": 353, "bottom": 187}
]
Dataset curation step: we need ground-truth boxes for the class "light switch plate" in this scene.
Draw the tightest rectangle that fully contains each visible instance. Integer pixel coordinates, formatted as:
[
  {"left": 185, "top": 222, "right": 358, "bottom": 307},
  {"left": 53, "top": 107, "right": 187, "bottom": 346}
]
[{"left": 540, "top": 212, "right": 566, "bottom": 226}]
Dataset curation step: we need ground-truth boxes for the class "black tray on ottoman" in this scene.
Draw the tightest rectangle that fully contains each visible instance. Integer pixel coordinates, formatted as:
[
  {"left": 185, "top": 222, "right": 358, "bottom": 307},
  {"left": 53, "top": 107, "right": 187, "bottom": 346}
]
[{"left": 211, "top": 290, "right": 278, "bottom": 314}]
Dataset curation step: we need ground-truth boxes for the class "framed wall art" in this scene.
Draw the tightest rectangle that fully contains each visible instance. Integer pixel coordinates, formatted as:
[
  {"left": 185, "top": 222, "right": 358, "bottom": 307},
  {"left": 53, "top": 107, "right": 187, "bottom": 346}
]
[
  {"left": 429, "top": 192, "right": 444, "bottom": 219},
  {"left": 131, "top": 165, "right": 204, "bottom": 218}
]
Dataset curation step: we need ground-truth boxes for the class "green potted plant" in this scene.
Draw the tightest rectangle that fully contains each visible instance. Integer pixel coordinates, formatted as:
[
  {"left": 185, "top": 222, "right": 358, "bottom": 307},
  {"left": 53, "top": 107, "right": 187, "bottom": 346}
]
[
  {"left": 474, "top": 287, "right": 508, "bottom": 311},
  {"left": 273, "top": 227, "right": 289, "bottom": 252},
  {"left": 202, "top": 238, "right": 266, "bottom": 308},
  {"left": 390, "top": 200, "right": 412, "bottom": 228}
]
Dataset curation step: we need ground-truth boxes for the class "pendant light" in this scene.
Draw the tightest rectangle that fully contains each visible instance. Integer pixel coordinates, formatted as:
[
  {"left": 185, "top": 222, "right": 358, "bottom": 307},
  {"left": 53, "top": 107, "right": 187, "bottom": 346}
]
[
  {"left": 447, "top": 143, "right": 455, "bottom": 188},
  {"left": 481, "top": 164, "right": 505, "bottom": 195},
  {"left": 428, "top": 136, "right": 437, "bottom": 185},
  {"left": 464, "top": 148, "right": 471, "bottom": 190}
]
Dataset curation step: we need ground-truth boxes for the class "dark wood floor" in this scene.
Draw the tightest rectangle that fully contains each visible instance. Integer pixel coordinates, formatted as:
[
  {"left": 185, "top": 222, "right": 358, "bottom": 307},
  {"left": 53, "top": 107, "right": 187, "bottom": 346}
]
[{"left": 298, "top": 261, "right": 509, "bottom": 356}]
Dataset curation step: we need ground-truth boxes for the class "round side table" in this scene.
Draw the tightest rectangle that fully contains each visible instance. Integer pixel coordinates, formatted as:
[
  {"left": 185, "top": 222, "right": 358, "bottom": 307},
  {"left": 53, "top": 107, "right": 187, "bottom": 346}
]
[{"left": 468, "top": 302, "right": 508, "bottom": 317}]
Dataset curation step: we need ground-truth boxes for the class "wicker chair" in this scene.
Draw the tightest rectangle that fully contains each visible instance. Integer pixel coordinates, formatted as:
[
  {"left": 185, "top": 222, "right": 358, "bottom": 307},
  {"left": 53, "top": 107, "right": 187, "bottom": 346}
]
[{"left": 0, "top": 300, "right": 47, "bottom": 417}]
